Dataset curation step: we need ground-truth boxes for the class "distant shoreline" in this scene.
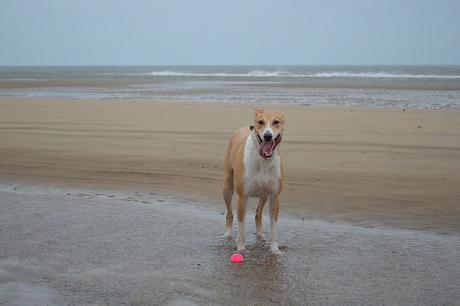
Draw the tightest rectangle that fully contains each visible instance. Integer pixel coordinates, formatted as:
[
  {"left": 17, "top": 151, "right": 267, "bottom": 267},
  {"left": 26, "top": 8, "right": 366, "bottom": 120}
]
[
  {"left": 1, "top": 65, "right": 459, "bottom": 109},
  {"left": 1, "top": 79, "right": 460, "bottom": 91}
]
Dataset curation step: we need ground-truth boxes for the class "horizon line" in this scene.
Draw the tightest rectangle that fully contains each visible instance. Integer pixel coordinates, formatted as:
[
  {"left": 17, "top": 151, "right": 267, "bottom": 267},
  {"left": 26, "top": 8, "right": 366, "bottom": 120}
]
[{"left": 1, "top": 64, "right": 460, "bottom": 67}]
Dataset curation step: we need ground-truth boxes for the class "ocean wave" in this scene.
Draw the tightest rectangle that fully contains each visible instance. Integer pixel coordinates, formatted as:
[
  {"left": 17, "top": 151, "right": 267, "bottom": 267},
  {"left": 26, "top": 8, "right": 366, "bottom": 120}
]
[
  {"left": 145, "top": 70, "right": 292, "bottom": 77},
  {"left": 99, "top": 70, "right": 460, "bottom": 79},
  {"left": 311, "top": 72, "right": 460, "bottom": 79}
]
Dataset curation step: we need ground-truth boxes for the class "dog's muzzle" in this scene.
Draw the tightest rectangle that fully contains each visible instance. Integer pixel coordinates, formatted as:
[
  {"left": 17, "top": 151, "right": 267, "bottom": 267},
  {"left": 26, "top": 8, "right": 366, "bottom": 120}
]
[{"left": 257, "top": 133, "right": 282, "bottom": 159}]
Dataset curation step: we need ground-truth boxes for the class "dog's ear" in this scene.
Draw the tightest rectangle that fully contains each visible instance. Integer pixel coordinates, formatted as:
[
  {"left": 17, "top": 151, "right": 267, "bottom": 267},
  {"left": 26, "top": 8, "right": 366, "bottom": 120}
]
[
  {"left": 254, "top": 108, "right": 264, "bottom": 117},
  {"left": 275, "top": 112, "right": 285, "bottom": 123},
  {"left": 249, "top": 125, "right": 255, "bottom": 131}
]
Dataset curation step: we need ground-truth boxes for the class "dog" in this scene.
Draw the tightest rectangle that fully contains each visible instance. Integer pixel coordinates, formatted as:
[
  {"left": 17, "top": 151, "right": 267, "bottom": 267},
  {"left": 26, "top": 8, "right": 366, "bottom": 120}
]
[{"left": 222, "top": 108, "right": 285, "bottom": 254}]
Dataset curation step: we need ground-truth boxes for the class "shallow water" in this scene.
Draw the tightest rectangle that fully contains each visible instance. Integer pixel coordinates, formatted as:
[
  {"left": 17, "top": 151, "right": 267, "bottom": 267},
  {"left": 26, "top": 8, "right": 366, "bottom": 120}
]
[
  {"left": 0, "top": 182, "right": 459, "bottom": 305},
  {"left": 1, "top": 65, "right": 460, "bottom": 109}
]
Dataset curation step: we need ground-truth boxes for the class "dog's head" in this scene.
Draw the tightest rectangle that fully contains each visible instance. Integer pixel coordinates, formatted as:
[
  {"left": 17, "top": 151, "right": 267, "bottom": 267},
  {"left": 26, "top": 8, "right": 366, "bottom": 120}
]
[{"left": 250, "top": 108, "right": 285, "bottom": 159}]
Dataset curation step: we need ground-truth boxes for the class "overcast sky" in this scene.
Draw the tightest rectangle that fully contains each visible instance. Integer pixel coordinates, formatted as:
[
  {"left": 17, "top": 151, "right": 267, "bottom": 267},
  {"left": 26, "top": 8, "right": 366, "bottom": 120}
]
[{"left": 1, "top": 0, "right": 459, "bottom": 66}]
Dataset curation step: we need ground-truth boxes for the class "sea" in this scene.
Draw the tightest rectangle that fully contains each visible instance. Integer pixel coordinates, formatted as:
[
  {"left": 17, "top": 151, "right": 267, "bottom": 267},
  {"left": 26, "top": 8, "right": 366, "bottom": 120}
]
[{"left": 1, "top": 65, "right": 460, "bottom": 109}]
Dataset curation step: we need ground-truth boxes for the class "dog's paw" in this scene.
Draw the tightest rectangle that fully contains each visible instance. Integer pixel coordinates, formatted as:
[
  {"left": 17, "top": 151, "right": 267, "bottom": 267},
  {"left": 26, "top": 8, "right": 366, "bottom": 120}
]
[
  {"left": 237, "top": 244, "right": 246, "bottom": 251},
  {"left": 222, "top": 231, "right": 232, "bottom": 239},
  {"left": 270, "top": 243, "right": 280, "bottom": 255}
]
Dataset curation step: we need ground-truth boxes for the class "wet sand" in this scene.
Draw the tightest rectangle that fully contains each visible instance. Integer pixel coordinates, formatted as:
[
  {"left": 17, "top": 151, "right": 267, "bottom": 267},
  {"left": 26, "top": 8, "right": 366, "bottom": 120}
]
[
  {"left": 0, "top": 79, "right": 146, "bottom": 89},
  {"left": 2, "top": 79, "right": 460, "bottom": 91},
  {"left": 1, "top": 97, "right": 460, "bottom": 234},
  {"left": 1, "top": 182, "right": 459, "bottom": 305}
]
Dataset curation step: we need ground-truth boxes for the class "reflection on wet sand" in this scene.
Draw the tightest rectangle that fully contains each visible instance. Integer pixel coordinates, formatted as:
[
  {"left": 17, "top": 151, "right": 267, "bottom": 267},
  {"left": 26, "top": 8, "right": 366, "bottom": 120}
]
[
  {"left": 213, "top": 238, "right": 286, "bottom": 303},
  {"left": 1, "top": 183, "right": 459, "bottom": 305}
]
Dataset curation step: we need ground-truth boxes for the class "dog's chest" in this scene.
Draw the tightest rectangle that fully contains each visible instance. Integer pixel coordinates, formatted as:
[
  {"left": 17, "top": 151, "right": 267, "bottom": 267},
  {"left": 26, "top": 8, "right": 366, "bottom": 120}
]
[{"left": 243, "top": 138, "right": 281, "bottom": 197}]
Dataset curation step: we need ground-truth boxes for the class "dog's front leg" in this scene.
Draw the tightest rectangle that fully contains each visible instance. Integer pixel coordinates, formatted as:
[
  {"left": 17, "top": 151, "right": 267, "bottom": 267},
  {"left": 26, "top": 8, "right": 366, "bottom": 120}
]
[
  {"left": 269, "top": 194, "right": 281, "bottom": 254},
  {"left": 236, "top": 194, "right": 248, "bottom": 251}
]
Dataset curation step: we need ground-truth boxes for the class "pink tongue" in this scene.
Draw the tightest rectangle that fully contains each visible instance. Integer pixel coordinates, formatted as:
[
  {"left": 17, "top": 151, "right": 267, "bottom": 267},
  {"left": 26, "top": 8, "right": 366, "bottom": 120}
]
[{"left": 260, "top": 141, "right": 275, "bottom": 157}]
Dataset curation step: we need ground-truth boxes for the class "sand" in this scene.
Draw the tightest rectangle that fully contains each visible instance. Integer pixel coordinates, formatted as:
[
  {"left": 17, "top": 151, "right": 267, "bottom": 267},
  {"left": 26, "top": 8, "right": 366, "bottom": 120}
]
[
  {"left": 2, "top": 79, "right": 460, "bottom": 91},
  {"left": 1, "top": 97, "right": 460, "bottom": 233},
  {"left": 1, "top": 183, "right": 459, "bottom": 305}
]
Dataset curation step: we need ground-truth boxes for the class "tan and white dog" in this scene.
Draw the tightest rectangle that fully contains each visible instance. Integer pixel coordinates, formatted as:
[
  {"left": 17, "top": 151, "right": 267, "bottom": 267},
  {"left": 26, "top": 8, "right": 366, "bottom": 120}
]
[{"left": 223, "top": 109, "right": 285, "bottom": 254}]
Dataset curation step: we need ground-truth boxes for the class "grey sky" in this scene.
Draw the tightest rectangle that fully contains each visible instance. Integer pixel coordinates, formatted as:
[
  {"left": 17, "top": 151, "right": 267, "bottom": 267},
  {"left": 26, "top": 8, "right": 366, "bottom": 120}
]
[{"left": 1, "top": 0, "right": 459, "bottom": 66}]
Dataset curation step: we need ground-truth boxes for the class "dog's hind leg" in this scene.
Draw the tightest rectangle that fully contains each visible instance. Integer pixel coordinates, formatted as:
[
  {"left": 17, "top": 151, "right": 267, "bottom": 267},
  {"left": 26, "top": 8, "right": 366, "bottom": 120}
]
[
  {"left": 255, "top": 195, "right": 267, "bottom": 239},
  {"left": 222, "top": 168, "right": 234, "bottom": 238}
]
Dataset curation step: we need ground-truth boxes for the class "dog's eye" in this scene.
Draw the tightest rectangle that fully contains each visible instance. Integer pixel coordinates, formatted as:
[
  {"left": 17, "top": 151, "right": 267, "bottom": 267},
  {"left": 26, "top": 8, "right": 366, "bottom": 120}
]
[
  {"left": 273, "top": 120, "right": 280, "bottom": 125},
  {"left": 258, "top": 120, "right": 265, "bottom": 125}
]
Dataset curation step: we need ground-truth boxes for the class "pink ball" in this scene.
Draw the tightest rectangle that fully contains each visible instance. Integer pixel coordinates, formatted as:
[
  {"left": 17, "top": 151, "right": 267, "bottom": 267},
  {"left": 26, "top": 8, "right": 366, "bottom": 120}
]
[{"left": 230, "top": 253, "right": 245, "bottom": 263}]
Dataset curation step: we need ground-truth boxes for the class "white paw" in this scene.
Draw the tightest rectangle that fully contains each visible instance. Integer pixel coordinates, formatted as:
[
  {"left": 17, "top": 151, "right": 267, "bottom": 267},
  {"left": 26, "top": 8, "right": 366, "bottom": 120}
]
[
  {"left": 271, "top": 243, "right": 280, "bottom": 255},
  {"left": 237, "top": 244, "right": 246, "bottom": 251},
  {"left": 222, "top": 230, "right": 232, "bottom": 238}
]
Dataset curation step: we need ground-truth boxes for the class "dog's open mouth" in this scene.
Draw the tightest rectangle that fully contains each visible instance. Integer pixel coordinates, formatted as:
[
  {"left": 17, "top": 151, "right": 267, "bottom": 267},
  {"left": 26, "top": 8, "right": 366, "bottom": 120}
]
[{"left": 257, "top": 134, "right": 282, "bottom": 159}]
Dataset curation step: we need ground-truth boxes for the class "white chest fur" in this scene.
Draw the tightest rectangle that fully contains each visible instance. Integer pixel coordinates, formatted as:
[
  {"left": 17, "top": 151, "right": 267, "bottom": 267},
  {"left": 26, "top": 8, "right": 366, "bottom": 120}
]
[{"left": 243, "top": 134, "right": 281, "bottom": 197}]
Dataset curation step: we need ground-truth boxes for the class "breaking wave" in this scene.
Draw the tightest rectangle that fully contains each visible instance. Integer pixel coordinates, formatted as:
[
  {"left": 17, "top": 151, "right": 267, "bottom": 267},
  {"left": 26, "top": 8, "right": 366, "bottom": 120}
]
[{"left": 116, "top": 70, "right": 460, "bottom": 79}]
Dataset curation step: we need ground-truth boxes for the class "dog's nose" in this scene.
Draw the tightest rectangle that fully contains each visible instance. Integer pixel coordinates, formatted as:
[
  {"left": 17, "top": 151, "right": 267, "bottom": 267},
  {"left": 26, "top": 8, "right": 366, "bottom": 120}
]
[{"left": 263, "top": 132, "right": 273, "bottom": 141}]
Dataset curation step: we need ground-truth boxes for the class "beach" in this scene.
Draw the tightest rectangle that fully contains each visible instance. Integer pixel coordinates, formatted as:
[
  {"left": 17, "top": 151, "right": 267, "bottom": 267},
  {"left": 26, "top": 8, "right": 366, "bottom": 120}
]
[
  {"left": 2, "top": 0, "right": 460, "bottom": 302},
  {"left": 1, "top": 97, "right": 459, "bottom": 234},
  {"left": 1, "top": 75, "right": 460, "bottom": 304}
]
